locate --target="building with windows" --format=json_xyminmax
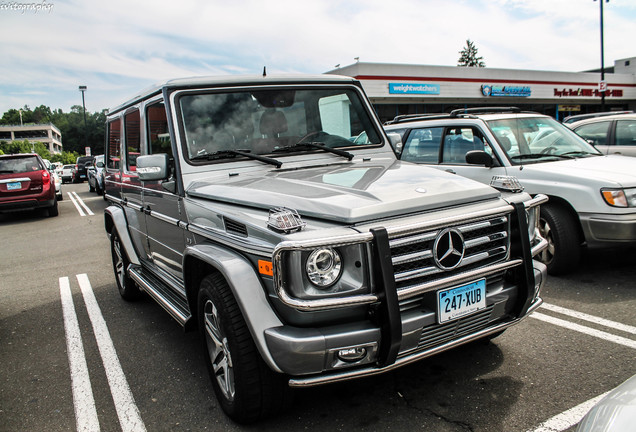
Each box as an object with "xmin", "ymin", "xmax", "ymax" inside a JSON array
[
  {"xmin": 0, "ymin": 123, "xmax": 63, "ymax": 154},
  {"xmin": 327, "ymin": 57, "xmax": 636, "ymax": 123}
]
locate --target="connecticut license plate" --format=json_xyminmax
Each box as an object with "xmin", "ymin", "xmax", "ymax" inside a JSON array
[
  {"xmin": 7, "ymin": 182, "xmax": 21, "ymax": 190},
  {"xmin": 437, "ymin": 279, "xmax": 486, "ymax": 324}
]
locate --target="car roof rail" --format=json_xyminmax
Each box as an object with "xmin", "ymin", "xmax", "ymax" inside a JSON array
[
  {"xmin": 384, "ymin": 113, "xmax": 451, "ymax": 125},
  {"xmin": 562, "ymin": 110, "xmax": 634, "ymax": 124},
  {"xmin": 449, "ymin": 107, "xmax": 523, "ymax": 117}
]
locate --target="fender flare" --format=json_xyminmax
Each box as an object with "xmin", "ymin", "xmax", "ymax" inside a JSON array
[
  {"xmin": 184, "ymin": 244, "xmax": 284, "ymax": 373},
  {"xmin": 104, "ymin": 205, "xmax": 141, "ymax": 265}
]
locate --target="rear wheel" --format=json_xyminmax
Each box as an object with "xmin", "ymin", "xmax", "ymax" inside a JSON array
[
  {"xmin": 538, "ymin": 204, "xmax": 581, "ymax": 275},
  {"xmin": 198, "ymin": 273, "xmax": 291, "ymax": 424},
  {"xmin": 47, "ymin": 199, "xmax": 59, "ymax": 217},
  {"xmin": 110, "ymin": 228, "xmax": 141, "ymax": 300}
]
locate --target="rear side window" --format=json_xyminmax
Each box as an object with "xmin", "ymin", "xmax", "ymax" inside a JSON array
[
  {"xmin": 573, "ymin": 121, "xmax": 610, "ymax": 146},
  {"xmin": 107, "ymin": 118, "xmax": 122, "ymax": 169},
  {"xmin": 125, "ymin": 110, "xmax": 141, "ymax": 171},
  {"xmin": 401, "ymin": 127, "xmax": 443, "ymax": 163},
  {"xmin": 615, "ymin": 120, "xmax": 636, "ymax": 147}
]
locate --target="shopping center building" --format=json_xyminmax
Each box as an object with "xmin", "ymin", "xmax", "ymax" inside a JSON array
[{"xmin": 327, "ymin": 57, "xmax": 636, "ymax": 123}]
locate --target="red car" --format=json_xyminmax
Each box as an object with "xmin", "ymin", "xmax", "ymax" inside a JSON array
[{"xmin": 0, "ymin": 153, "xmax": 59, "ymax": 217}]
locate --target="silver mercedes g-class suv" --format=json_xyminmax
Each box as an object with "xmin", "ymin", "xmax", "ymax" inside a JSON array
[{"xmin": 103, "ymin": 74, "xmax": 547, "ymax": 423}]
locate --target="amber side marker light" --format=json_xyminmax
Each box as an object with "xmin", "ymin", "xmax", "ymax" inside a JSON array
[{"xmin": 258, "ymin": 260, "xmax": 274, "ymax": 276}]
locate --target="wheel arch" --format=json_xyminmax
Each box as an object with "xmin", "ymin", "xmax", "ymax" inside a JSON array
[
  {"xmin": 104, "ymin": 205, "xmax": 141, "ymax": 265},
  {"xmin": 183, "ymin": 244, "xmax": 284, "ymax": 373}
]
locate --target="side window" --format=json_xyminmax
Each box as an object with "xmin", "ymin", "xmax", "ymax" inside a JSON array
[
  {"xmin": 125, "ymin": 110, "xmax": 141, "ymax": 171},
  {"xmin": 574, "ymin": 121, "xmax": 610, "ymax": 146},
  {"xmin": 615, "ymin": 120, "xmax": 636, "ymax": 147},
  {"xmin": 147, "ymin": 102, "xmax": 172, "ymax": 158},
  {"xmin": 441, "ymin": 127, "xmax": 484, "ymax": 164},
  {"xmin": 401, "ymin": 127, "xmax": 443, "ymax": 163},
  {"xmin": 106, "ymin": 118, "xmax": 122, "ymax": 169}
]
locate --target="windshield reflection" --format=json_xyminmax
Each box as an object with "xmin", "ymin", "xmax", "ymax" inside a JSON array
[{"xmin": 487, "ymin": 117, "xmax": 601, "ymax": 164}]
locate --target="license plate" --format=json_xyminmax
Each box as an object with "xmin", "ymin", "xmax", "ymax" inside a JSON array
[
  {"xmin": 437, "ymin": 279, "xmax": 486, "ymax": 323},
  {"xmin": 7, "ymin": 182, "xmax": 21, "ymax": 190}
]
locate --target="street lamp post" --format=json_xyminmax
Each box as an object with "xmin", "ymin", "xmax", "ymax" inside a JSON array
[
  {"xmin": 79, "ymin": 85, "xmax": 88, "ymax": 155},
  {"xmin": 595, "ymin": 0, "xmax": 609, "ymax": 111}
]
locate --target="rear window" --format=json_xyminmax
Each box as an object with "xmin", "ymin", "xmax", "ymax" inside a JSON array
[{"xmin": 0, "ymin": 156, "xmax": 42, "ymax": 174}]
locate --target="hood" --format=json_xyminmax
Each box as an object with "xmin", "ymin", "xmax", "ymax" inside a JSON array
[
  {"xmin": 518, "ymin": 155, "xmax": 636, "ymax": 187},
  {"xmin": 186, "ymin": 159, "xmax": 499, "ymax": 224}
]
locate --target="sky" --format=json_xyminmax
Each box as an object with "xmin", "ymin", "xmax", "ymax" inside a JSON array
[{"xmin": 1, "ymin": 0, "xmax": 635, "ymax": 116}]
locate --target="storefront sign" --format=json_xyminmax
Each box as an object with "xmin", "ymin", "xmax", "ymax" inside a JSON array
[
  {"xmin": 558, "ymin": 105, "xmax": 581, "ymax": 112},
  {"xmin": 389, "ymin": 83, "xmax": 440, "ymax": 95},
  {"xmin": 553, "ymin": 88, "xmax": 623, "ymax": 97},
  {"xmin": 481, "ymin": 84, "xmax": 531, "ymax": 97}
]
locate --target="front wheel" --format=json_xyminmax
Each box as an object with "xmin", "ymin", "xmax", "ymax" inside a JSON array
[
  {"xmin": 110, "ymin": 228, "xmax": 141, "ymax": 300},
  {"xmin": 197, "ymin": 273, "xmax": 291, "ymax": 424},
  {"xmin": 538, "ymin": 204, "xmax": 581, "ymax": 275}
]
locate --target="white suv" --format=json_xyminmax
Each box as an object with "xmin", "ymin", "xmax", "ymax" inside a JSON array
[{"xmin": 385, "ymin": 107, "xmax": 636, "ymax": 275}]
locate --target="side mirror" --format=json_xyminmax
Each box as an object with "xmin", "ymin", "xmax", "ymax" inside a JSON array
[
  {"xmin": 466, "ymin": 150, "xmax": 494, "ymax": 167},
  {"xmin": 136, "ymin": 154, "xmax": 169, "ymax": 181},
  {"xmin": 387, "ymin": 133, "xmax": 403, "ymax": 155}
]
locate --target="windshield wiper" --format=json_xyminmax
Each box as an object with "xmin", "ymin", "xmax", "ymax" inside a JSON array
[
  {"xmin": 560, "ymin": 151, "xmax": 598, "ymax": 157},
  {"xmin": 273, "ymin": 142, "xmax": 354, "ymax": 161},
  {"xmin": 511, "ymin": 153, "xmax": 574, "ymax": 161},
  {"xmin": 191, "ymin": 149, "xmax": 282, "ymax": 168}
]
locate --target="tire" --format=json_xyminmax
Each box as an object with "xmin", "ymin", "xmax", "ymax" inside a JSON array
[
  {"xmin": 110, "ymin": 228, "xmax": 141, "ymax": 300},
  {"xmin": 198, "ymin": 273, "xmax": 291, "ymax": 424},
  {"xmin": 48, "ymin": 199, "xmax": 59, "ymax": 217},
  {"xmin": 538, "ymin": 204, "xmax": 581, "ymax": 275}
]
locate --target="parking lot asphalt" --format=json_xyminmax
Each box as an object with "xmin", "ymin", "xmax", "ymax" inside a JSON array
[{"xmin": 1, "ymin": 182, "xmax": 634, "ymax": 431}]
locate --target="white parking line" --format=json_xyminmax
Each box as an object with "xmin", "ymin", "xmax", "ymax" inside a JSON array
[
  {"xmin": 59, "ymin": 276, "xmax": 100, "ymax": 432},
  {"xmin": 68, "ymin": 191, "xmax": 94, "ymax": 216},
  {"xmin": 76, "ymin": 273, "xmax": 146, "ymax": 432},
  {"xmin": 541, "ymin": 303, "xmax": 636, "ymax": 335},
  {"xmin": 532, "ymin": 312, "xmax": 636, "ymax": 349},
  {"xmin": 527, "ymin": 391, "xmax": 609, "ymax": 432}
]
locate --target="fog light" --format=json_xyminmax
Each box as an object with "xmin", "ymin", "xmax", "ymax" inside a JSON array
[{"xmin": 337, "ymin": 347, "xmax": 367, "ymax": 362}]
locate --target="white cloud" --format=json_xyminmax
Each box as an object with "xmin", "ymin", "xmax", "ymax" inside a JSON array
[{"xmin": 0, "ymin": 0, "xmax": 634, "ymax": 114}]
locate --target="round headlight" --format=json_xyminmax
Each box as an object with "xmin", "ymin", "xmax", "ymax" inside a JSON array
[{"xmin": 305, "ymin": 248, "xmax": 342, "ymax": 288}]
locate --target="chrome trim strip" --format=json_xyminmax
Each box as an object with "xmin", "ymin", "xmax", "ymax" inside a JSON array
[
  {"xmin": 397, "ymin": 258, "xmax": 523, "ymax": 300},
  {"xmin": 188, "ymin": 222, "xmax": 274, "ymax": 256},
  {"xmin": 287, "ymin": 296, "xmax": 543, "ymax": 388},
  {"xmin": 148, "ymin": 210, "xmax": 180, "ymax": 226},
  {"xmin": 0, "ymin": 177, "xmax": 31, "ymax": 183},
  {"xmin": 126, "ymin": 202, "xmax": 143, "ymax": 212}
]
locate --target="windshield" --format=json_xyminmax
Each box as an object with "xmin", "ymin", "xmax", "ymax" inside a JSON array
[
  {"xmin": 487, "ymin": 116, "xmax": 601, "ymax": 165},
  {"xmin": 177, "ymin": 86, "xmax": 382, "ymax": 162}
]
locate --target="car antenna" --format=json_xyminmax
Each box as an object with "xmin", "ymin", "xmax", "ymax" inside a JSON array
[{"xmin": 263, "ymin": 66, "xmax": 267, "ymax": 77}]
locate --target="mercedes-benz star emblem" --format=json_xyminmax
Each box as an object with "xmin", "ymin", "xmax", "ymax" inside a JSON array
[{"xmin": 433, "ymin": 228, "xmax": 465, "ymax": 270}]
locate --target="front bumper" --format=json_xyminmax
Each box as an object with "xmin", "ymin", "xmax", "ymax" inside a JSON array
[
  {"xmin": 579, "ymin": 212, "xmax": 636, "ymax": 245},
  {"xmin": 265, "ymin": 261, "xmax": 546, "ymax": 387}
]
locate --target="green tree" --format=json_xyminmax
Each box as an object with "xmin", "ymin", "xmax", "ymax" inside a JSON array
[{"xmin": 457, "ymin": 39, "xmax": 486, "ymax": 67}]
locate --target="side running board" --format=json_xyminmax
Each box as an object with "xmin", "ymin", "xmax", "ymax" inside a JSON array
[{"xmin": 128, "ymin": 266, "xmax": 191, "ymax": 327}]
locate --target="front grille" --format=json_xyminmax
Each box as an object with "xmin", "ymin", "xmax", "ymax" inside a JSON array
[{"xmin": 390, "ymin": 214, "xmax": 510, "ymax": 292}]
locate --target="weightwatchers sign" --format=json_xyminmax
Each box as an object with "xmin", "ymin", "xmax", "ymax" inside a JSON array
[{"xmin": 389, "ymin": 83, "xmax": 441, "ymax": 95}]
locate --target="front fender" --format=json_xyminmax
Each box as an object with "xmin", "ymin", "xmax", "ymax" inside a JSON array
[
  {"xmin": 104, "ymin": 205, "xmax": 140, "ymax": 265},
  {"xmin": 184, "ymin": 244, "xmax": 284, "ymax": 373}
]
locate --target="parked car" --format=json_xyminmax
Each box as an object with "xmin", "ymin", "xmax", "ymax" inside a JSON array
[
  {"xmin": 60, "ymin": 164, "xmax": 75, "ymax": 183},
  {"xmin": 562, "ymin": 110, "xmax": 633, "ymax": 124},
  {"xmin": 567, "ymin": 112, "xmax": 636, "ymax": 157},
  {"xmin": 87, "ymin": 154, "xmax": 105, "ymax": 194},
  {"xmin": 73, "ymin": 155, "xmax": 94, "ymax": 183},
  {"xmin": 104, "ymin": 76, "xmax": 547, "ymax": 423},
  {"xmin": 384, "ymin": 107, "xmax": 636, "ymax": 275},
  {"xmin": 43, "ymin": 159, "xmax": 63, "ymax": 201},
  {"xmin": 576, "ymin": 373, "xmax": 636, "ymax": 431},
  {"xmin": 0, "ymin": 153, "xmax": 58, "ymax": 217}
]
